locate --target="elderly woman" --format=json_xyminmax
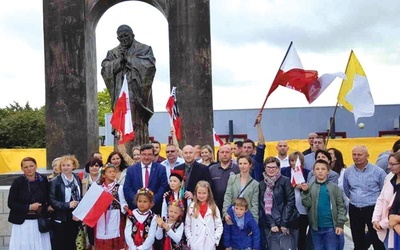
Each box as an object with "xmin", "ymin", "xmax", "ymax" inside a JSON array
[
  {"xmin": 374, "ymin": 151, "xmax": 400, "ymax": 249},
  {"xmin": 8, "ymin": 157, "xmax": 51, "ymax": 249},
  {"xmin": 259, "ymin": 156, "xmax": 299, "ymax": 250},
  {"xmin": 49, "ymin": 155, "xmax": 82, "ymax": 250},
  {"xmin": 223, "ymin": 155, "xmax": 259, "ymax": 223}
]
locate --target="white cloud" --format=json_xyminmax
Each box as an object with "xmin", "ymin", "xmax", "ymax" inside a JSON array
[{"xmin": 0, "ymin": 0, "xmax": 398, "ymax": 111}]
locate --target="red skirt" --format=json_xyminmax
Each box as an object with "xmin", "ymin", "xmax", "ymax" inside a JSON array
[{"xmin": 95, "ymin": 213, "xmax": 126, "ymax": 250}]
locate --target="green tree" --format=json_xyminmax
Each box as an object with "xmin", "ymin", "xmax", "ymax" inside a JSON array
[
  {"xmin": 0, "ymin": 102, "xmax": 46, "ymax": 148},
  {"xmin": 98, "ymin": 88, "xmax": 112, "ymax": 126}
]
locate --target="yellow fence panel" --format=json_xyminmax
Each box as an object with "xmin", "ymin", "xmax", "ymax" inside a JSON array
[{"xmin": 0, "ymin": 137, "xmax": 398, "ymax": 174}]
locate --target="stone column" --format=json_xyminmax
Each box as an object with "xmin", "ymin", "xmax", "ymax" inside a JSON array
[
  {"xmin": 43, "ymin": 0, "xmax": 98, "ymax": 168},
  {"xmin": 43, "ymin": 0, "xmax": 214, "ymax": 167},
  {"xmin": 167, "ymin": 0, "xmax": 214, "ymax": 147}
]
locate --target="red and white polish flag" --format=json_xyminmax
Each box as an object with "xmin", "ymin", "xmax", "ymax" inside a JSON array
[
  {"xmin": 291, "ymin": 156, "xmax": 305, "ymax": 186},
  {"xmin": 266, "ymin": 42, "xmax": 345, "ymax": 104},
  {"xmin": 110, "ymin": 75, "xmax": 134, "ymax": 144},
  {"xmin": 166, "ymin": 86, "xmax": 182, "ymax": 141},
  {"xmin": 72, "ymin": 183, "xmax": 114, "ymax": 227},
  {"xmin": 213, "ymin": 128, "xmax": 224, "ymax": 146}
]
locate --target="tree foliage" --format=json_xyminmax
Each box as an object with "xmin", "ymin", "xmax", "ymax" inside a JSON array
[
  {"xmin": 0, "ymin": 102, "xmax": 46, "ymax": 148},
  {"xmin": 98, "ymin": 88, "xmax": 112, "ymax": 126},
  {"xmin": 0, "ymin": 90, "xmax": 112, "ymax": 148}
]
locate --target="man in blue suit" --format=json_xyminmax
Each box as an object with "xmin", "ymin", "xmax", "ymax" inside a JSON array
[{"xmin": 123, "ymin": 144, "xmax": 168, "ymax": 214}]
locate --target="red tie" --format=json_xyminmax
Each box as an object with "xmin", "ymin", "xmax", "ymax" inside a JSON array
[{"xmin": 144, "ymin": 165, "xmax": 149, "ymax": 188}]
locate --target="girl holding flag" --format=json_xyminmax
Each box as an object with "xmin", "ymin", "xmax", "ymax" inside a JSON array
[{"xmin": 95, "ymin": 163, "xmax": 128, "ymax": 250}]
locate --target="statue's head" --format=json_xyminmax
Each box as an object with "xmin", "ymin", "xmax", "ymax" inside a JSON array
[{"xmin": 117, "ymin": 25, "xmax": 135, "ymax": 49}]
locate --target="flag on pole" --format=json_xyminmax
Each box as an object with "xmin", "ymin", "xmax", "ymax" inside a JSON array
[
  {"xmin": 166, "ymin": 86, "xmax": 182, "ymax": 140},
  {"xmin": 337, "ymin": 51, "xmax": 374, "ymax": 123},
  {"xmin": 213, "ymin": 128, "xmax": 224, "ymax": 146},
  {"xmin": 266, "ymin": 42, "xmax": 345, "ymax": 104},
  {"xmin": 110, "ymin": 75, "xmax": 134, "ymax": 144},
  {"xmin": 291, "ymin": 156, "xmax": 305, "ymax": 186},
  {"xmin": 72, "ymin": 183, "xmax": 114, "ymax": 227}
]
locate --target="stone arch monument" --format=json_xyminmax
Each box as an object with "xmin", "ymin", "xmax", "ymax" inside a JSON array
[{"xmin": 43, "ymin": 0, "xmax": 214, "ymax": 168}]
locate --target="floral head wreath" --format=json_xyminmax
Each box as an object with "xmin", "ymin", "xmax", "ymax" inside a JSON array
[
  {"xmin": 100, "ymin": 163, "xmax": 115, "ymax": 175},
  {"xmin": 137, "ymin": 187, "xmax": 154, "ymax": 198},
  {"xmin": 168, "ymin": 199, "xmax": 185, "ymax": 212}
]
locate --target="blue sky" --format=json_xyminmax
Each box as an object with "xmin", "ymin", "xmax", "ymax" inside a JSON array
[{"xmin": 1, "ymin": 0, "xmax": 399, "ymax": 111}]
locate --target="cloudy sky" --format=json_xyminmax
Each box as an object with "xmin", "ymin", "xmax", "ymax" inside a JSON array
[{"xmin": 0, "ymin": 0, "xmax": 399, "ymax": 111}]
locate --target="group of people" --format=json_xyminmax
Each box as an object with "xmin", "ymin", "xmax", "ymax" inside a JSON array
[{"xmin": 7, "ymin": 114, "xmax": 400, "ymax": 250}]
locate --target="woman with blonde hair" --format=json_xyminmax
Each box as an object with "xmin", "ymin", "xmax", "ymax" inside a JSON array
[
  {"xmin": 49, "ymin": 155, "xmax": 82, "ymax": 250},
  {"xmin": 201, "ymin": 145, "xmax": 215, "ymax": 167}
]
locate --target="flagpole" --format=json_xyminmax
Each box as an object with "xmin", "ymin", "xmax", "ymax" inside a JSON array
[
  {"xmin": 327, "ymin": 50, "xmax": 353, "ymax": 146},
  {"xmin": 326, "ymin": 101, "xmax": 339, "ymax": 146},
  {"xmin": 254, "ymin": 41, "xmax": 294, "ymax": 126}
]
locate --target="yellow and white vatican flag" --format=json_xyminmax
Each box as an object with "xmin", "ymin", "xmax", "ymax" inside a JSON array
[{"xmin": 337, "ymin": 51, "xmax": 374, "ymax": 123}]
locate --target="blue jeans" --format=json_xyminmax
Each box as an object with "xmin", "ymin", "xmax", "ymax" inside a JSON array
[
  {"xmin": 312, "ymin": 227, "xmax": 339, "ymax": 250},
  {"xmin": 338, "ymin": 232, "xmax": 345, "ymax": 250}
]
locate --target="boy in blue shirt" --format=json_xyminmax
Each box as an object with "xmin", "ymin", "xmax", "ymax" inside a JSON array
[{"xmin": 224, "ymin": 198, "xmax": 260, "ymax": 250}]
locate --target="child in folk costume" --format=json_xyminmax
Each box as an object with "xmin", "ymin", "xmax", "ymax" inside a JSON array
[
  {"xmin": 125, "ymin": 188, "xmax": 158, "ymax": 250},
  {"xmin": 185, "ymin": 180, "xmax": 223, "ymax": 250},
  {"xmin": 95, "ymin": 164, "xmax": 128, "ymax": 250},
  {"xmin": 156, "ymin": 200, "xmax": 185, "ymax": 249},
  {"xmin": 162, "ymin": 170, "xmax": 189, "ymax": 219}
]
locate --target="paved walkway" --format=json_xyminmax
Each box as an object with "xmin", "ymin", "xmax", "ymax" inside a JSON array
[
  {"xmin": 343, "ymin": 225, "xmax": 373, "ymax": 250},
  {"xmin": 344, "ymin": 225, "xmax": 355, "ymax": 249}
]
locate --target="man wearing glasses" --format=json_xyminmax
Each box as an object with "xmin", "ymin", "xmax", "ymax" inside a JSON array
[
  {"xmin": 160, "ymin": 144, "xmax": 184, "ymax": 180},
  {"xmin": 123, "ymin": 144, "xmax": 168, "ymax": 214}
]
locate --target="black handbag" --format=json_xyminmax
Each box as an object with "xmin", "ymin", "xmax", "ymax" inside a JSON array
[{"xmin": 37, "ymin": 215, "xmax": 51, "ymax": 233}]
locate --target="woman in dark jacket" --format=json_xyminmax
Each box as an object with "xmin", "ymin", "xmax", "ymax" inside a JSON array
[
  {"xmin": 49, "ymin": 155, "xmax": 82, "ymax": 250},
  {"xmin": 8, "ymin": 157, "xmax": 51, "ymax": 249},
  {"xmin": 259, "ymin": 156, "xmax": 299, "ymax": 250}
]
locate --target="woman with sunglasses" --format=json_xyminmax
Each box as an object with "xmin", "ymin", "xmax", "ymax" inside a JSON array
[{"xmin": 81, "ymin": 157, "xmax": 103, "ymax": 249}]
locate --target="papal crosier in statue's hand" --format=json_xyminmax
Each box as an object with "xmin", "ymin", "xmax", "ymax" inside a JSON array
[{"xmin": 101, "ymin": 24, "xmax": 156, "ymax": 146}]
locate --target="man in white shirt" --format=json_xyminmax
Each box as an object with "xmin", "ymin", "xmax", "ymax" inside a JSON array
[
  {"xmin": 160, "ymin": 144, "xmax": 184, "ymax": 180},
  {"xmin": 275, "ymin": 140, "xmax": 289, "ymax": 168}
]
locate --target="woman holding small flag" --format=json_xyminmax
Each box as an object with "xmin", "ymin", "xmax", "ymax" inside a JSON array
[
  {"xmin": 82, "ymin": 157, "xmax": 103, "ymax": 249},
  {"xmin": 281, "ymin": 151, "xmax": 310, "ymax": 250}
]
